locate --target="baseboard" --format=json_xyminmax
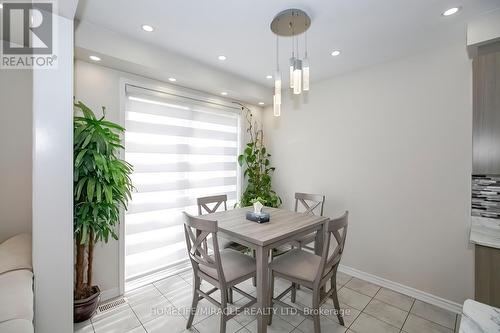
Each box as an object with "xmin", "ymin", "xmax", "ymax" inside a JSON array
[
  {"xmin": 99, "ymin": 287, "xmax": 120, "ymax": 302},
  {"xmin": 338, "ymin": 265, "xmax": 462, "ymax": 314}
]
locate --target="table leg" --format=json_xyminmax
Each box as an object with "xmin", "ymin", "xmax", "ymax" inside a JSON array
[{"xmin": 256, "ymin": 246, "xmax": 269, "ymax": 333}]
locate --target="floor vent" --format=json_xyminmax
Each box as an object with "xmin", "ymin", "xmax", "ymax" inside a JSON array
[{"xmin": 97, "ymin": 298, "xmax": 127, "ymax": 313}]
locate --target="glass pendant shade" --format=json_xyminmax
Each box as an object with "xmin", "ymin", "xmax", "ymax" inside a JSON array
[
  {"xmin": 274, "ymin": 71, "xmax": 282, "ymax": 99},
  {"xmin": 289, "ymin": 57, "xmax": 295, "ymax": 88},
  {"xmin": 293, "ymin": 59, "xmax": 302, "ymax": 95},
  {"xmin": 273, "ymin": 95, "xmax": 281, "ymax": 117},
  {"xmin": 302, "ymin": 58, "xmax": 310, "ymax": 91}
]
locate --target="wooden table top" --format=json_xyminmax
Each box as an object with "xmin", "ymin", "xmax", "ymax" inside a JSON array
[{"xmin": 205, "ymin": 207, "xmax": 328, "ymax": 247}]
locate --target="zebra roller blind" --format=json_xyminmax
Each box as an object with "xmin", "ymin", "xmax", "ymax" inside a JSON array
[{"xmin": 124, "ymin": 84, "xmax": 240, "ymax": 282}]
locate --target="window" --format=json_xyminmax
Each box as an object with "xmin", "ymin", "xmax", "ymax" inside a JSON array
[{"xmin": 123, "ymin": 84, "xmax": 240, "ymax": 288}]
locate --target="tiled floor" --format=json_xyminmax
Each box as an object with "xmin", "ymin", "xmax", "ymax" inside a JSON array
[{"xmin": 75, "ymin": 270, "xmax": 461, "ymax": 333}]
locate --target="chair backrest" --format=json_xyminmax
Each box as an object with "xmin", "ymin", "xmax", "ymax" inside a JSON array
[
  {"xmin": 294, "ymin": 192, "xmax": 325, "ymax": 216},
  {"xmin": 197, "ymin": 194, "xmax": 228, "ymax": 215},
  {"xmin": 316, "ymin": 211, "xmax": 348, "ymax": 284},
  {"xmin": 183, "ymin": 212, "xmax": 226, "ymax": 282}
]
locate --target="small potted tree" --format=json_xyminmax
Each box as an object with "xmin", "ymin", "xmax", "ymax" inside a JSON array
[{"xmin": 73, "ymin": 101, "xmax": 134, "ymax": 322}]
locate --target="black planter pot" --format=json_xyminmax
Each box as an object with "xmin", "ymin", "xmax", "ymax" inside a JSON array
[{"xmin": 74, "ymin": 286, "xmax": 101, "ymax": 323}]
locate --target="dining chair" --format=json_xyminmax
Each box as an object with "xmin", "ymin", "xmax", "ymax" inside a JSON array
[
  {"xmin": 292, "ymin": 192, "xmax": 326, "ymax": 251},
  {"xmin": 197, "ymin": 195, "xmax": 232, "ymax": 249},
  {"xmin": 183, "ymin": 212, "xmax": 257, "ymax": 333},
  {"xmin": 268, "ymin": 211, "xmax": 349, "ymax": 332},
  {"xmin": 197, "ymin": 194, "xmax": 236, "ymax": 302}
]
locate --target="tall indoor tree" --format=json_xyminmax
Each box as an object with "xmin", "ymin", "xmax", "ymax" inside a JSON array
[{"xmin": 73, "ymin": 101, "xmax": 133, "ymax": 320}]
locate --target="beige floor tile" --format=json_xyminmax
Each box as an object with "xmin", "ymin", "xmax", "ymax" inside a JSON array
[
  {"xmin": 273, "ymin": 278, "xmax": 292, "ymax": 297},
  {"xmin": 350, "ymin": 313, "xmax": 399, "ymax": 333},
  {"xmin": 374, "ymin": 287, "xmax": 414, "ymax": 311},
  {"xmin": 126, "ymin": 284, "xmax": 163, "ymax": 306},
  {"xmin": 165, "ymin": 287, "xmax": 194, "ymax": 312},
  {"xmin": 363, "ymin": 298, "xmax": 408, "ymax": 328},
  {"xmin": 74, "ymin": 322, "xmax": 95, "ymax": 333},
  {"xmin": 320, "ymin": 300, "xmax": 361, "ymax": 326},
  {"xmin": 402, "ymin": 314, "xmax": 453, "ymax": 333},
  {"xmin": 126, "ymin": 326, "xmax": 147, "ymax": 333},
  {"xmin": 290, "ymin": 288, "xmax": 313, "ymax": 308},
  {"xmin": 338, "ymin": 287, "xmax": 372, "ymax": 311},
  {"xmin": 411, "ymin": 300, "xmax": 456, "ymax": 329},
  {"xmin": 337, "ymin": 272, "xmax": 353, "ymax": 286},
  {"xmin": 296, "ymin": 315, "xmax": 347, "ymax": 333},
  {"xmin": 194, "ymin": 314, "xmax": 243, "ymax": 333},
  {"xmin": 230, "ymin": 305, "xmax": 257, "ymax": 327},
  {"xmin": 189, "ymin": 299, "xmax": 220, "ymax": 325},
  {"xmin": 143, "ymin": 313, "xmax": 198, "ymax": 333},
  {"xmin": 92, "ymin": 305, "xmax": 142, "ymax": 333},
  {"xmin": 130, "ymin": 294, "xmax": 173, "ymax": 324},
  {"xmin": 344, "ymin": 278, "xmax": 381, "ymax": 297},
  {"xmin": 274, "ymin": 303, "xmax": 306, "ymax": 327},
  {"xmin": 246, "ymin": 315, "xmax": 295, "ymax": 333},
  {"xmin": 340, "ymin": 302, "xmax": 361, "ymax": 326},
  {"xmin": 154, "ymin": 275, "xmax": 191, "ymax": 297}
]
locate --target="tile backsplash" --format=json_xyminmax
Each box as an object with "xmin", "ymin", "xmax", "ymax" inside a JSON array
[{"xmin": 472, "ymin": 175, "xmax": 500, "ymax": 219}]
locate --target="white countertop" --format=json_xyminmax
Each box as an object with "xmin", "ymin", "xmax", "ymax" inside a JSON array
[
  {"xmin": 459, "ymin": 299, "xmax": 500, "ymax": 333},
  {"xmin": 470, "ymin": 216, "xmax": 500, "ymax": 250}
]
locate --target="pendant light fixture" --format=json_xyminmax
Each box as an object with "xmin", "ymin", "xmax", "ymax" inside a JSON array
[
  {"xmin": 302, "ymin": 31, "xmax": 310, "ymax": 91},
  {"xmin": 271, "ymin": 9, "xmax": 311, "ymax": 116},
  {"xmin": 274, "ymin": 36, "xmax": 282, "ymax": 117}
]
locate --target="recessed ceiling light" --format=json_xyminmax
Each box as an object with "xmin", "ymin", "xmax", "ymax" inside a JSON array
[
  {"xmin": 266, "ymin": 75, "xmax": 273, "ymax": 79},
  {"xmin": 442, "ymin": 7, "xmax": 461, "ymax": 16},
  {"xmin": 141, "ymin": 24, "xmax": 154, "ymax": 32},
  {"xmin": 89, "ymin": 55, "xmax": 101, "ymax": 62},
  {"xmin": 168, "ymin": 77, "xmax": 177, "ymax": 82},
  {"xmin": 218, "ymin": 55, "xmax": 227, "ymax": 61},
  {"xmin": 220, "ymin": 92, "xmax": 228, "ymax": 96},
  {"xmin": 331, "ymin": 50, "xmax": 341, "ymax": 57},
  {"xmin": 258, "ymin": 102, "xmax": 265, "ymax": 105}
]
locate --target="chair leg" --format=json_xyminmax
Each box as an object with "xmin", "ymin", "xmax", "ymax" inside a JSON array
[
  {"xmin": 252, "ymin": 250, "xmax": 257, "ymax": 287},
  {"xmin": 220, "ymin": 287, "xmax": 228, "ymax": 333},
  {"xmin": 227, "ymin": 288, "xmax": 233, "ymax": 304},
  {"xmin": 186, "ymin": 274, "xmax": 200, "ymax": 329},
  {"xmin": 291, "ymin": 282, "xmax": 297, "ymax": 303},
  {"xmin": 330, "ymin": 276, "xmax": 344, "ymax": 326},
  {"xmin": 296, "ymin": 243, "xmax": 302, "ymax": 290},
  {"xmin": 312, "ymin": 288, "xmax": 321, "ymax": 333},
  {"xmin": 268, "ymin": 272, "xmax": 274, "ymax": 325}
]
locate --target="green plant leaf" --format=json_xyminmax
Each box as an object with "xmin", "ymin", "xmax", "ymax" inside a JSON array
[{"xmin": 87, "ymin": 178, "xmax": 96, "ymax": 201}]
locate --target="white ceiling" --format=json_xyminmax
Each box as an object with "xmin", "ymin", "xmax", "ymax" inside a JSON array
[{"xmin": 76, "ymin": 0, "xmax": 500, "ymax": 88}]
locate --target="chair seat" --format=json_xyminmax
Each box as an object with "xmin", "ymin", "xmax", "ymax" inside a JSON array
[
  {"xmin": 269, "ymin": 249, "xmax": 321, "ymax": 283},
  {"xmin": 295, "ymin": 233, "xmax": 316, "ymax": 246},
  {"xmin": 200, "ymin": 249, "xmax": 256, "ymax": 283}
]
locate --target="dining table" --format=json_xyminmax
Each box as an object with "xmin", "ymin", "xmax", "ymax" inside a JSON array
[{"xmin": 204, "ymin": 206, "xmax": 329, "ymax": 333}]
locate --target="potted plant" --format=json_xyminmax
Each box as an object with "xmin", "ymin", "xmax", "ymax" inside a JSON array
[
  {"xmin": 236, "ymin": 104, "xmax": 281, "ymax": 208},
  {"xmin": 73, "ymin": 101, "xmax": 134, "ymax": 322}
]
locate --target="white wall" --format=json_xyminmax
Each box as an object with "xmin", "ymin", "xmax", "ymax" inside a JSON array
[
  {"xmin": 32, "ymin": 15, "xmax": 74, "ymax": 332},
  {"xmin": 0, "ymin": 69, "xmax": 32, "ymax": 243},
  {"xmin": 263, "ymin": 42, "xmax": 474, "ymax": 305},
  {"xmin": 74, "ymin": 60, "xmax": 262, "ymax": 298}
]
